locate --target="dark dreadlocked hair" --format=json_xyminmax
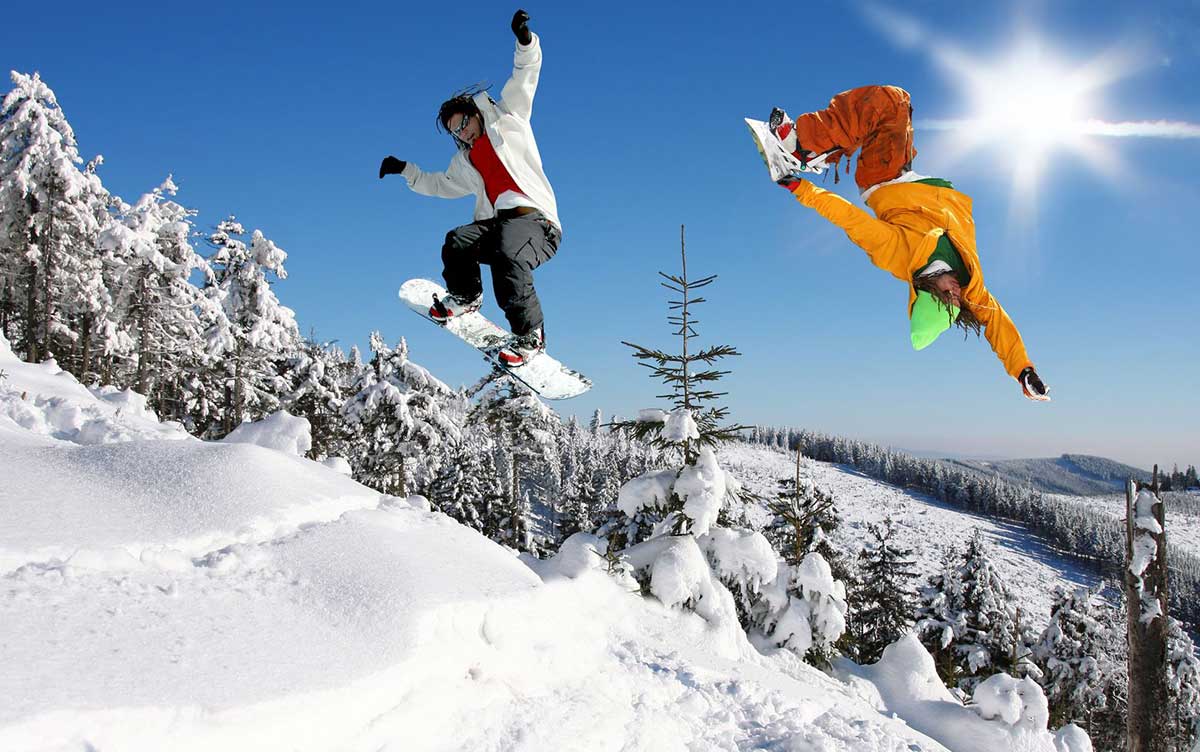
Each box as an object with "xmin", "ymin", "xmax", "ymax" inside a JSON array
[
  {"xmin": 914, "ymin": 273, "xmax": 984, "ymax": 338},
  {"xmin": 435, "ymin": 84, "xmax": 490, "ymax": 149}
]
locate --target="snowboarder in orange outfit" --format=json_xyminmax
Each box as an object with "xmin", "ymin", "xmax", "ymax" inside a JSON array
[{"xmin": 765, "ymin": 85, "xmax": 1050, "ymax": 401}]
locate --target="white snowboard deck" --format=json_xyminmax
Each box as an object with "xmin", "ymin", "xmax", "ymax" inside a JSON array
[{"xmin": 398, "ymin": 279, "xmax": 591, "ymax": 400}]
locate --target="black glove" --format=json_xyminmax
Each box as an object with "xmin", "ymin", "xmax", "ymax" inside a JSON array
[
  {"xmin": 1019, "ymin": 367, "xmax": 1050, "ymax": 401},
  {"xmin": 379, "ymin": 156, "xmax": 406, "ymax": 179},
  {"xmin": 511, "ymin": 9, "xmax": 532, "ymax": 45}
]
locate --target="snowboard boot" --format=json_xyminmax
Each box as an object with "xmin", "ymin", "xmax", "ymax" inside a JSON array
[
  {"xmin": 429, "ymin": 291, "xmax": 483, "ymax": 323},
  {"xmin": 498, "ymin": 325, "xmax": 545, "ymax": 368},
  {"xmin": 768, "ymin": 106, "xmax": 835, "ymax": 178}
]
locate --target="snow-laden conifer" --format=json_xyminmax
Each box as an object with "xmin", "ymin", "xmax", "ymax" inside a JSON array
[
  {"xmin": 280, "ymin": 339, "xmax": 357, "ymax": 460},
  {"xmin": 342, "ymin": 333, "xmax": 462, "ymax": 496},
  {"xmin": 601, "ymin": 228, "xmax": 846, "ymax": 663},
  {"xmin": 471, "ymin": 373, "xmax": 561, "ymax": 552},
  {"xmin": 846, "ymin": 518, "xmax": 918, "ymax": 664},
  {"xmin": 1165, "ymin": 615, "xmax": 1200, "ymax": 750},
  {"xmin": 429, "ymin": 429, "xmax": 502, "ymax": 534},
  {"xmin": 1030, "ymin": 584, "xmax": 1132, "ymax": 751},
  {"xmin": 765, "ymin": 448, "xmax": 850, "ymax": 581},
  {"xmin": 558, "ymin": 417, "xmax": 604, "ymax": 542},
  {"xmin": 99, "ymin": 176, "xmax": 207, "ymax": 415},
  {"xmin": 1032, "ymin": 586, "xmax": 1125, "ymax": 735},
  {"xmin": 0, "ymin": 72, "xmax": 114, "ymax": 373},
  {"xmin": 198, "ymin": 218, "xmax": 299, "ymax": 435},
  {"xmin": 916, "ymin": 531, "xmax": 1036, "ymax": 693}
]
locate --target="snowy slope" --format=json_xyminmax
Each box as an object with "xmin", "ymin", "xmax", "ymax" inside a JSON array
[
  {"xmin": 1047, "ymin": 491, "xmax": 1200, "ymax": 562},
  {"xmin": 1, "ymin": 333, "xmax": 1087, "ymax": 752},
  {"xmin": 721, "ymin": 443, "xmax": 1102, "ymax": 633},
  {"xmin": 0, "ymin": 337, "xmax": 956, "ymax": 752}
]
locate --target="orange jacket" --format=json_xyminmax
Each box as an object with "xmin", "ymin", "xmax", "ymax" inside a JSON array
[{"xmin": 786, "ymin": 179, "xmax": 1033, "ymax": 379}]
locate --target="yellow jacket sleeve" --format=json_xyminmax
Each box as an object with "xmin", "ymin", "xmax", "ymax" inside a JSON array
[
  {"xmin": 972, "ymin": 288, "xmax": 1034, "ymax": 379},
  {"xmin": 787, "ymin": 180, "xmax": 915, "ymax": 281}
]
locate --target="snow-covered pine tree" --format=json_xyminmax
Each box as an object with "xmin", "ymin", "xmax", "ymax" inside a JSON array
[
  {"xmin": 603, "ymin": 226, "xmax": 743, "ymax": 541},
  {"xmin": 1032, "ymin": 584, "xmax": 1129, "ymax": 750},
  {"xmin": 198, "ymin": 218, "xmax": 300, "ymax": 435},
  {"xmin": 0, "ymin": 72, "xmax": 113, "ymax": 373},
  {"xmin": 916, "ymin": 531, "xmax": 1036, "ymax": 694},
  {"xmin": 555, "ymin": 416, "xmax": 584, "ymax": 541},
  {"xmin": 915, "ymin": 545, "xmax": 967, "ymax": 690},
  {"xmin": 765, "ymin": 447, "xmax": 850, "ymax": 581},
  {"xmin": 600, "ymin": 227, "xmax": 845, "ymax": 662},
  {"xmin": 847, "ymin": 518, "xmax": 918, "ymax": 664},
  {"xmin": 281, "ymin": 338, "xmax": 355, "ymax": 460},
  {"xmin": 429, "ymin": 430, "xmax": 496, "ymax": 533},
  {"xmin": 342, "ymin": 333, "xmax": 463, "ymax": 496},
  {"xmin": 1032, "ymin": 586, "xmax": 1123, "ymax": 732},
  {"xmin": 99, "ymin": 176, "xmax": 207, "ymax": 415},
  {"xmin": 1164, "ymin": 615, "xmax": 1200, "ymax": 750},
  {"xmin": 471, "ymin": 373, "xmax": 560, "ymax": 552}
]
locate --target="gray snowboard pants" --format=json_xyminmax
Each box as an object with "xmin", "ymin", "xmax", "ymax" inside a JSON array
[{"xmin": 441, "ymin": 209, "xmax": 560, "ymax": 336}]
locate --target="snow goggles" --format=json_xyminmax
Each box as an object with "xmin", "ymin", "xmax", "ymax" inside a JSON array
[{"xmin": 449, "ymin": 114, "xmax": 473, "ymax": 137}]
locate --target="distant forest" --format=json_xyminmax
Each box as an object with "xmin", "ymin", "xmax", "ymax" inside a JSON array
[{"xmin": 748, "ymin": 427, "xmax": 1200, "ymax": 631}]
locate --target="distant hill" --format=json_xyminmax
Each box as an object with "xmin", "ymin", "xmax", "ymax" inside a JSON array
[{"xmin": 943, "ymin": 454, "xmax": 1153, "ymax": 496}]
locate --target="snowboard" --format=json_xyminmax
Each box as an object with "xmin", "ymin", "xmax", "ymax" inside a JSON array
[
  {"xmin": 744, "ymin": 117, "xmax": 832, "ymax": 182},
  {"xmin": 398, "ymin": 279, "xmax": 592, "ymax": 400}
]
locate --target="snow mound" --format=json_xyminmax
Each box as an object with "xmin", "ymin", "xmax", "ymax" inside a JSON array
[
  {"xmin": 838, "ymin": 634, "xmax": 1072, "ymax": 752},
  {"xmin": 0, "ymin": 338, "xmax": 380, "ymax": 574},
  {"xmin": 222, "ymin": 410, "xmax": 312, "ymax": 457},
  {"xmin": 0, "ymin": 438, "xmax": 382, "ymax": 574},
  {"xmin": 973, "ymin": 673, "xmax": 1049, "ymax": 729},
  {"xmin": 0, "ymin": 504, "xmax": 542, "ymax": 746},
  {"xmin": 0, "ymin": 338, "xmax": 188, "ymax": 445},
  {"xmin": 1053, "ymin": 724, "xmax": 1094, "ymax": 752},
  {"xmin": 322, "ymin": 456, "xmax": 352, "ymax": 475},
  {"xmin": 675, "ymin": 446, "xmax": 727, "ymax": 536}
]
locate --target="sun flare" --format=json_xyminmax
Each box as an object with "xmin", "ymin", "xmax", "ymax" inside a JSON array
[
  {"xmin": 918, "ymin": 35, "xmax": 1141, "ymax": 204},
  {"xmin": 960, "ymin": 43, "xmax": 1094, "ymax": 154}
]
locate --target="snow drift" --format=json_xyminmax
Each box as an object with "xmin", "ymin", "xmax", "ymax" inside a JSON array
[{"xmin": 0, "ymin": 333, "xmax": 1079, "ymax": 750}]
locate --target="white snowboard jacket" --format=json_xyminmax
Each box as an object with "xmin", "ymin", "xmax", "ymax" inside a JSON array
[{"xmin": 400, "ymin": 33, "xmax": 562, "ymax": 232}]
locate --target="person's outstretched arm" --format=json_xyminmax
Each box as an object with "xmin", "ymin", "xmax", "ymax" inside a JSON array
[
  {"xmin": 379, "ymin": 155, "xmax": 473, "ymax": 199},
  {"xmin": 971, "ymin": 287, "xmax": 1049, "ymax": 399},
  {"xmin": 498, "ymin": 9, "xmax": 541, "ymax": 120},
  {"xmin": 779, "ymin": 177, "xmax": 916, "ymax": 282},
  {"xmin": 400, "ymin": 160, "xmax": 474, "ymax": 199}
]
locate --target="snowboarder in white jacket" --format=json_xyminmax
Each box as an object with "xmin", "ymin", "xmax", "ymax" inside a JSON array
[{"xmin": 379, "ymin": 9, "xmax": 561, "ymax": 367}]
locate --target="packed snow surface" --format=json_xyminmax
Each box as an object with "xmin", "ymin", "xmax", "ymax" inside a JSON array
[{"xmin": 1, "ymin": 335, "xmax": 1082, "ymax": 750}]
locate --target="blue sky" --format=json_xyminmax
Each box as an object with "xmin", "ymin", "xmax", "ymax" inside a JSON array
[{"xmin": 6, "ymin": 0, "xmax": 1198, "ymax": 469}]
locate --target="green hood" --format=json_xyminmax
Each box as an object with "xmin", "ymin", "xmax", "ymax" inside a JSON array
[{"xmin": 910, "ymin": 290, "xmax": 960, "ymax": 350}]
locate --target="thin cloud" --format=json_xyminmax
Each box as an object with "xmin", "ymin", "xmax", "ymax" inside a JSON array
[
  {"xmin": 917, "ymin": 118, "xmax": 1200, "ymax": 139},
  {"xmin": 1079, "ymin": 119, "xmax": 1200, "ymax": 138}
]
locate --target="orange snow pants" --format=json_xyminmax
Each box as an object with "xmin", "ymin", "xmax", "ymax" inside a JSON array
[{"xmin": 793, "ymin": 85, "xmax": 916, "ymax": 192}]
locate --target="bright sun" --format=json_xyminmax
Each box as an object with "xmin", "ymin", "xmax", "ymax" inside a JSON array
[{"xmin": 924, "ymin": 37, "xmax": 1135, "ymax": 201}]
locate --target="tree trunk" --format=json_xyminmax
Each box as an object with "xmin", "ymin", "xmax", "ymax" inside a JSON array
[
  {"xmin": 40, "ymin": 234, "xmax": 54, "ymax": 364},
  {"xmin": 1126, "ymin": 469, "xmax": 1170, "ymax": 752},
  {"xmin": 1, "ymin": 277, "xmax": 12, "ymax": 341},
  {"xmin": 136, "ymin": 269, "xmax": 151, "ymax": 394},
  {"xmin": 397, "ymin": 453, "xmax": 407, "ymax": 497},
  {"xmin": 232, "ymin": 344, "xmax": 244, "ymax": 431},
  {"xmin": 79, "ymin": 312, "xmax": 93, "ymax": 383},
  {"xmin": 24, "ymin": 257, "xmax": 39, "ymax": 362}
]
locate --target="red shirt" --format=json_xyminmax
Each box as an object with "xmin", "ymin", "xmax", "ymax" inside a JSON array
[{"xmin": 469, "ymin": 134, "xmax": 527, "ymax": 207}]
